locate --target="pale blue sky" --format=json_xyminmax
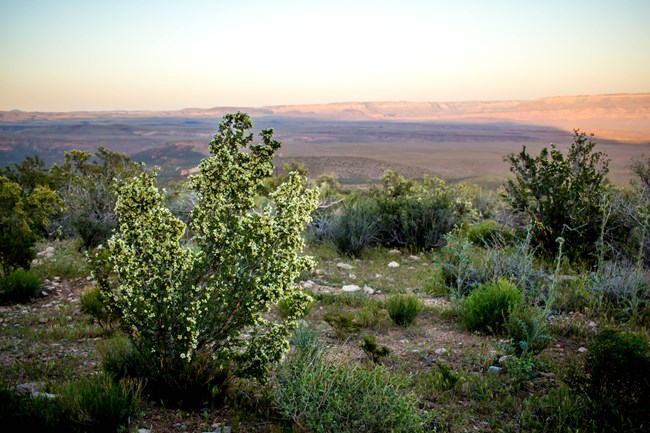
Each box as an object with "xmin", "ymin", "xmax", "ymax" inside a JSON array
[{"xmin": 1, "ymin": 0, "xmax": 649, "ymax": 111}]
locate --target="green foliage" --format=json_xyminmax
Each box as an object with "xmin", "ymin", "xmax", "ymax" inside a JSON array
[
  {"xmin": 582, "ymin": 329, "xmax": 650, "ymax": 431},
  {"xmin": 323, "ymin": 312, "xmax": 362, "ymax": 339},
  {"xmin": 80, "ymin": 285, "xmax": 115, "ymax": 331},
  {"xmin": 386, "ymin": 292, "xmax": 424, "ymax": 326},
  {"xmin": 505, "ymin": 304, "xmax": 553, "ymax": 356},
  {"xmin": 51, "ymin": 147, "xmax": 143, "ymax": 249},
  {"xmin": 330, "ymin": 195, "xmax": 381, "ymax": 257},
  {"xmin": 376, "ymin": 171, "xmax": 463, "ymax": 251},
  {"xmin": 467, "ymin": 219, "xmax": 515, "ymax": 247},
  {"xmin": 360, "ymin": 335, "xmax": 391, "ymax": 364},
  {"xmin": 1, "ymin": 175, "xmax": 60, "ymax": 272},
  {"xmin": 0, "ymin": 375, "xmax": 141, "ymax": 433},
  {"xmin": 94, "ymin": 113, "xmax": 318, "ymax": 400},
  {"xmin": 460, "ymin": 278, "xmax": 523, "ymax": 334},
  {"xmin": 32, "ymin": 240, "xmax": 89, "ymax": 280},
  {"xmin": 503, "ymin": 130, "xmax": 610, "ymax": 262},
  {"xmin": 416, "ymin": 361, "xmax": 461, "ymax": 396},
  {"xmin": 274, "ymin": 327, "xmax": 429, "ymax": 433},
  {"xmin": 2, "ymin": 154, "xmax": 52, "ymax": 192},
  {"xmin": 0, "ymin": 268, "xmax": 40, "ymax": 303}
]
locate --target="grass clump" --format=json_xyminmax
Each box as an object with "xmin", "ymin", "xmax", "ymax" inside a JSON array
[
  {"xmin": 460, "ymin": 278, "xmax": 522, "ymax": 334},
  {"xmin": 0, "ymin": 374, "xmax": 141, "ymax": 433},
  {"xmin": 0, "ymin": 268, "xmax": 40, "ymax": 303},
  {"xmin": 274, "ymin": 326, "xmax": 430, "ymax": 433},
  {"xmin": 386, "ymin": 293, "xmax": 424, "ymax": 326},
  {"xmin": 32, "ymin": 239, "xmax": 89, "ymax": 280}
]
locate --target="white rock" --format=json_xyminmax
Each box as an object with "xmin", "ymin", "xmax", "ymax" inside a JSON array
[
  {"xmin": 41, "ymin": 291, "xmax": 48, "ymax": 297},
  {"xmin": 408, "ymin": 255, "xmax": 420, "ymax": 261},
  {"xmin": 342, "ymin": 284, "xmax": 361, "ymax": 292},
  {"xmin": 388, "ymin": 249, "xmax": 401, "ymax": 255},
  {"xmin": 337, "ymin": 263, "xmax": 353, "ymax": 270},
  {"xmin": 435, "ymin": 348, "xmax": 448, "ymax": 355},
  {"xmin": 300, "ymin": 280, "xmax": 315, "ymax": 290},
  {"xmin": 387, "ymin": 261, "xmax": 400, "ymax": 268},
  {"xmin": 578, "ymin": 347, "xmax": 588, "ymax": 353},
  {"xmin": 349, "ymin": 273, "xmax": 357, "ymax": 280},
  {"xmin": 45, "ymin": 246, "xmax": 55, "ymax": 254},
  {"xmin": 498, "ymin": 355, "xmax": 508, "ymax": 365},
  {"xmin": 138, "ymin": 429, "xmax": 152, "ymax": 433},
  {"xmin": 53, "ymin": 276, "xmax": 61, "ymax": 282},
  {"xmin": 363, "ymin": 285, "xmax": 375, "ymax": 295}
]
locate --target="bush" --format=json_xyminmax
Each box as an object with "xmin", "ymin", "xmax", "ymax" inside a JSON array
[
  {"xmin": 93, "ymin": 113, "xmax": 317, "ymax": 403},
  {"xmin": 0, "ymin": 375, "xmax": 140, "ymax": 433},
  {"xmin": 467, "ymin": 220, "xmax": 515, "ymax": 247},
  {"xmin": 274, "ymin": 327, "xmax": 430, "ymax": 433},
  {"xmin": 0, "ymin": 268, "xmax": 40, "ymax": 303},
  {"xmin": 80, "ymin": 285, "xmax": 116, "ymax": 331},
  {"xmin": 583, "ymin": 329, "xmax": 650, "ymax": 431},
  {"xmin": 331, "ymin": 196, "xmax": 381, "ymax": 257},
  {"xmin": 505, "ymin": 304, "xmax": 553, "ymax": 356},
  {"xmin": 386, "ymin": 293, "xmax": 424, "ymax": 326},
  {"xmin": 503, "ymin": 130, "xmax": 610, "ymax": 262},
  {"xmin": 460, "ymin": 278, "xmax": 522, "ymax": 334}
]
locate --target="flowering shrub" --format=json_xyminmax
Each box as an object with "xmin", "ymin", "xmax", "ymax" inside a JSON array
[{"xmin": 94, "ymin": 113, "xmax": 318, "ymax": 390}]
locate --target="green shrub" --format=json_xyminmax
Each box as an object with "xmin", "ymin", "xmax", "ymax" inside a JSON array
[
  {"xmin": 505, "ymin": 304, "xmax": 553, "ymax": 356},
  {"xmin": 323, "ymin": 312, "xmax": 362, "ymax": 339},
  {"xmin": 460, "ymin": 278, "xmax": 522, "ymax": 334},
  {"xmin": 274, "ymin": 327, "xmax": 430, "ymax": 433},
  {"xmin": 503, "ymin": 130, "xmax": 610, "ymax": 262},
  {"xmin": 386, "ymin": 293, "xmax": 424, "ymax": 326},
  {"xmin": 0, "ymin": 375, "xmax": 140, "ymax": 433},
  {"xmin": 0, "ymin": 268, "xmax": 40, "ymax": 303},
  {"xmin": 80, "ymin": 285, "xmax": 115, "ymax": 331},
  {"xmin": 331, "ymin": 196, "xmax": 381, "ymax": 257},
  {"xmin": 360, "ymin": 335, "xmax": 390, "ymax": 364},
  {"xmin": 583, "ymin": 329, "xmax": 650, "ymax": 431},
  {"xmin": 467, "ymin": 220, "xmax": 515, "ymax": 247},
  {"xmin": 93, "ymin": 113, "xmax": 317, "ymax": 403}
]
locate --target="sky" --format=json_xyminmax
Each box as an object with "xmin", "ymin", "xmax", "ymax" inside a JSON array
[{"xmin": 1, "ymin": 0, "xmax": 649, "ymax": 111}]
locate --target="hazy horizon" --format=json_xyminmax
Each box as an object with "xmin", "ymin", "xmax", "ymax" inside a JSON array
[{"xmin": 2, "ymin": 0, "xmax": 649, "ymax": 112}]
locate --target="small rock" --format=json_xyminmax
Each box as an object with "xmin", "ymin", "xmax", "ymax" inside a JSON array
[
  {"xmin": 498, "ymin": 355, "xmax": 508, "ymax": 365},
  {"xmin": 349, "ymin": 273, "xmax": 357, "ymax": 280},
  {"xmin": 588, "ymin": 321, "xmax": 597, "ymax": 328},
  {"xmin": 53, "ymin": 276, "xmax": 61, "ymax": 282},
  {"xmin": 45, "ymin": 246, "xmax": 55, "ymax": 254},
  {"xmin": 578, "ymin": 347, "xmax": 588, "ymax": 353},
  {"xmin": 488, "ymin": 366, "xmax": 502, "ymax": 373},
  {"xmin": 363, "ymin": 285, "xmax": 374, "ymax": 295},
  {"xmin": 44, "ymin": 252, "xmax": 54, "ymax": 258},
  {"xmin": 408, "ymin": 255, "xmax": 420, "ymax": 261},
  {"xmin": 337, "ymin": 263, "xmax": 353, "ymax": 270},
  {"xmin": 387, "ymin": 261, "xmax": 400, "ymax": 268},
  {"xmin": 300, "ymin": 280, "xmax": 315, "ymax": 290},
  {"xmin": 435, "ymin": 348, "xmax": 448, "ymax": 355},
  {"xmin": 388, "ymin": 249, "xmax": 401, "ymax": 255},
  {"xmin": 41, "ymin": 290, "xmax": 49, "ymax": 297},
  {"xmin": 137, "ymin": 429, "xmax": 151, "ymax": 433},
  {"xmin": 86, "ymin": 276, "xmax": 93, "ymax": 281},
  {"xmin": 313, "ymin": 269, "xmax": 325, "ymax": 276},
  {"xmin": 342, "ymin": 284, "xmax": 361, "ymax": 292},
  {"xmin": 14, "ymin": 382, "xmax": 45, "ymax": 395}
]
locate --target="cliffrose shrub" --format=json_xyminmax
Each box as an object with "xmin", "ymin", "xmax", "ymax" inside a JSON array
[{"xmin": 93, "ymin": 113, "xmax": 318, "ymax": 402}]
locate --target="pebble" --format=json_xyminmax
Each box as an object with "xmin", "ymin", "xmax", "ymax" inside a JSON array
[
  {"xmin": 388, "ymin": 249, "xmax": 401, "ymax": 255},
  {"xmin": 435, "ymin": 348, "xmax": 448, "ymax": 355},
  {"xmin": 300, "ymin": 280, "xmax": 315, "ymax": 290},
  {"xmin": 578, "ymin": 347, "xmax": 588, "ymax": 353},
  {"xmin": 488, "ymin": 366, "xmax": 502, "ymax": 373},
  {"xmin": 408, "ymin": 255, "xmax": 420, "ymax": 261},
  {"xmin": 342, "ymin": 284, "xmax": 361, "ymax": 292},
  {"xmin": 137, "ymin": 429, "xmax": 151, "ymax": 433},
  {"xmin": 53, "ymin": 276, "xmax": 61, "ymax": 282},
  {"xmin": 387, "ymin": 261, "xmax": 400, "ymax": 268},
  {"xmin": 41, "ymin": 291, "xmax": 48, "ymax": 297},
  {"xmin": 363, "ymin": 285, "xmax": 374, "ymax": 295},
  {"xmin": 337, "ymin": 263, "xmax": 353, "ymax": 270}
]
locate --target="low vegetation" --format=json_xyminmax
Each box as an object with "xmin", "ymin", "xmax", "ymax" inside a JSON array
[{"xmin": 1, "ymin": 114, "xmax": 649, "ymax": 432}]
